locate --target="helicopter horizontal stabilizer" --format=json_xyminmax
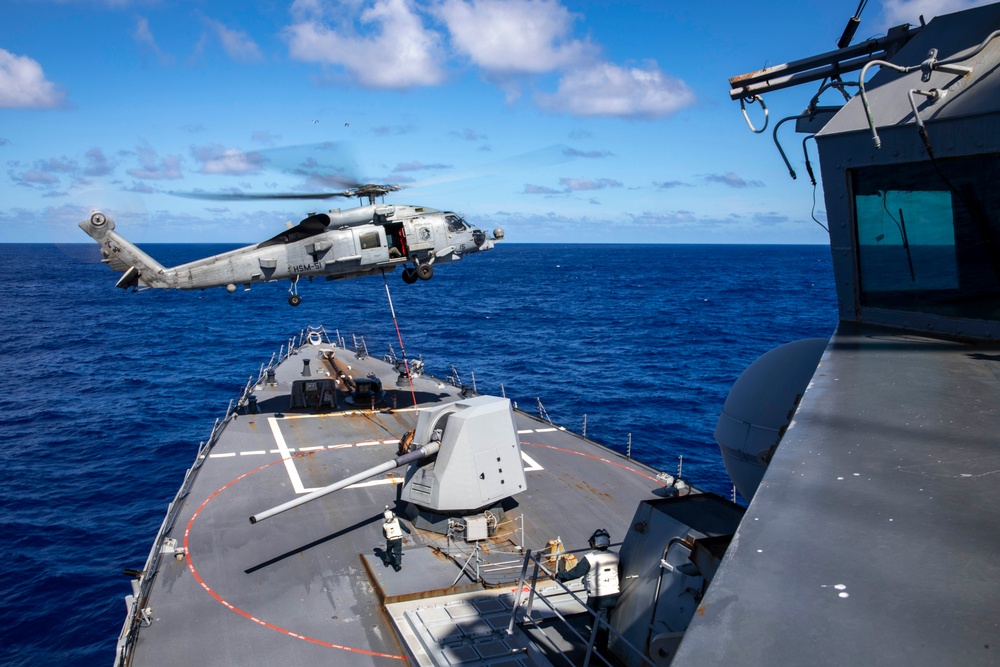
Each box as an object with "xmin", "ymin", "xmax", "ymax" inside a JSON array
[{"xmin": 115, "ymin": 266, "xmax": 141, "ymax": 289}]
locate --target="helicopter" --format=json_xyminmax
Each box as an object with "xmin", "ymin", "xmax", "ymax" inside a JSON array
[{"xmin": 78, "ymin": 182, "xmax": 504, "ymax": 306}]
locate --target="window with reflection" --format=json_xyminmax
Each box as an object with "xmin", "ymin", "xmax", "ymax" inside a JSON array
[
  {"xmin": 359, "ymin": 231, "xmax": 381, "ymax": 250},
  {"xmin": 446, "ymin": 214, "xmax": 468, "ymax": 232},
  {"xmin": 851, "ymin": 155, "xmax": 1000, "ymax": 320}
]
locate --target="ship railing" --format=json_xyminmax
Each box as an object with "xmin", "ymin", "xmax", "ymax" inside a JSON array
[
  {"xmin": 383, "ymin": 343, "xmax": 398, "ymax": 364},
  {"xmin": 536, "ymin": 398, "xmax": 552, "ymax": 423},
  {"xmin": 442, "ymin": 546, "xmax": 527, "ymax": 584},
  {"xmin": 115, "ymin": 330, "xmax": 333, "ymax": 667},
  {"xmin": 508, "ymin": 549, "xmax": 657, "ymax": 667},
  {"xmin": 116, "ymin": 412, "xmax": 241, "ymax": 665}
]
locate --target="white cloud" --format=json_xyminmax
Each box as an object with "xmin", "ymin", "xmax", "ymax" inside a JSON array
[
  {"xmin": 0, "ymin": 48, "xmax": 66, "ymax": 108},
  {"xmin": 434, "ymin": 0, "xmax": 594, "ymax": 74},
  {"xmin": 538, "ymin": 61, "xmax": 695, "ymax": 118},
  {"xmin": 36, "ymin": 156, "xmax": 78, "ymax": 174},
  {"xmin": 281, "ymin": 0, "xmax": 695, "ymax": 120},
  {"xmin": 191, "ymin": 144, "xmax": 266, "ymax": 175},
  {"xmin": 523, "ymin": 184, "xmax": 562, "ymax": 194},
  {"xmin": 559, "ymin": 177, "xmax": 622, "ymax": 191},
  {"xmin": 133, "ymin": 17, "xmax": 173, "ymax": 64},
  {"xmin": 449, "ymin": 128, "xmax": 488, "ymax": 141},
  {"xmin": 284, "ymin": 0, "xmax": 445, "ymax": 88},
  {"xmin": 251, "ymin": 131, "xmax": 282, "ymax": 146},
  {"xmin": 705, "ymin": 172, "xmax": 763, "ymax": 188},
  {"xmin": 125, "ymin": 181, "xmax": 157, "ymax": 194},
  {"xmin": 289, "ymin": 0, "xmax": 333, "ymax": 21},
  {"xmin": 204, "ymin": 18, "xmax": 264, "ymax": 63},
  {"xmin": 9, "ymin": 168, "xmax": 61, "ymax": 187},
  {"xmin": 84, "ymin": 148, "xmax": 115, "ymax": 177},
  {"xmin": 128, "ymin": 143, "xmax": 183, "ymax": 180},
  {"xmin": 393, "ymin": 160, "xmax": 452, "ymax": 172},
  {"xmin": 880, "ymin": 0, "xmax": 994, "ymax": 27}
]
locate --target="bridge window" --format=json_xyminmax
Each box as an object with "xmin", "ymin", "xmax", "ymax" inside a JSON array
[{"xmin": 851, "ymin": 154, "xmax": 1000, "ymax": 321}]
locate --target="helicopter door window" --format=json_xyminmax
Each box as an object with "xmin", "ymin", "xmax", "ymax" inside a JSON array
[{"xmin": 359, "ymin": 231, "xmax": 381, "ymax": 249}]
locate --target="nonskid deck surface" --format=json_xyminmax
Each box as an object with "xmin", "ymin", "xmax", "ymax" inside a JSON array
[{"xmin": 128, "ymin": 338, "xmax": 675, "ymax": 666}]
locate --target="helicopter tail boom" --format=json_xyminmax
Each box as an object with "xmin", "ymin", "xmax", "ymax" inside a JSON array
[{"xmin": 79, "ymin": 212, "xmax": 171, "ymax": 290}]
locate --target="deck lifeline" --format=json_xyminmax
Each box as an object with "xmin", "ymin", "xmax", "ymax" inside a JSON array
[{"xmin": 127, "ymin": 339, "xmax": 676, "ymax": 666}]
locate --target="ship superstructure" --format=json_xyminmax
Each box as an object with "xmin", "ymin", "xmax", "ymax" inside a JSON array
[{"xmin": 683, "ymin": 5, "xmax": 1000, "ymax": 664}]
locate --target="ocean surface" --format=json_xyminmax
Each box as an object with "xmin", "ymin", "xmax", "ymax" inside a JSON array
[{"xmin": 0, "ymin": 242, "xmax": 837, "ymax": 666}]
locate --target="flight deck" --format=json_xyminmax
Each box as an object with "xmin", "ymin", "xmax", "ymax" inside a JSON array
[{"xmin": 121, "ymin": 331, "xmax": 683, "ymax": 666}]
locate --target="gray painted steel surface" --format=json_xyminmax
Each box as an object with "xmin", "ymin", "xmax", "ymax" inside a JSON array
[
  {"xmin": 121, "ymin": 336, "xmax": 681, "ymax": 666},
  {"xmin": 676, "ymin": 323, "xmax": 1000, "ymax": 664}
]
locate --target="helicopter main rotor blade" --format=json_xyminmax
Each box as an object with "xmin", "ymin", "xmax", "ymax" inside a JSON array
[
  {"xmin": 171, "ymin": 182, "xmax": 407, "ymax": 203},
  {"xmin": 172, "ymin": 191, "xmax": 349, "ymax": 201}
]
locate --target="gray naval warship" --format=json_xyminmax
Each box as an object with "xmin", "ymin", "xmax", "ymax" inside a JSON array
[{"xmin": 92, "ymin": 3, "xmax": 1000, "ymax": 665}]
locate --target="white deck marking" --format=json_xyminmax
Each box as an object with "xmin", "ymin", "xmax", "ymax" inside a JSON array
[
  {"xmin": 269, "ymin": 417, "xmax": 306, "ymax": 494},
  {"xmin": 536, "ymin": 427, "xmax": 557, "ymax": 433},
  {"xmin": 518, "ymin": 429, "xmax": 534, "ymax": 434},
  {"xmin": 266, "ymin": 418, "xmax": 403, "ymax": 493},
  {"xmin": 521, "ymin": 451, "xmax": 544, "ymax": 472},
  {"xmin": 208, "ymin": 452, "xmax": 236, "ymax": 458},
  {"xmin": 240, "ymin": 450, "xmax": 266, "ymax": 456}
]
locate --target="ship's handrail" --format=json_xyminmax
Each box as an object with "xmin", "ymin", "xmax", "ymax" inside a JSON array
[
  {"xmin": 114, "ymin": 326, "xmax": 337, "ymax": 667},
  {"xmin": 509, "ymin": 549, "xmax": 657, "ymax": 667}
]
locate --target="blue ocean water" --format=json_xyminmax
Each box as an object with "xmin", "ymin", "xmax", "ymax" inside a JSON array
[{"xmin": 0, "ymin": 242, "xmax": 837, "ymax": 666}]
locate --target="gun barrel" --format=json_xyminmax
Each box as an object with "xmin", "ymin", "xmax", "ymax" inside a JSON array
[{"xmin": 249, "ymin": 441, "xmax": 439, "ymax": 524}]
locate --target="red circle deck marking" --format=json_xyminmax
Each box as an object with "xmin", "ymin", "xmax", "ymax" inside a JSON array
[
  {"xmin": 183, "ymin": 455, "xmax": 407, "ymax": 662},
  {"xmin": 185, "ymin": 441, "xmax": 660, "ymax": 661}
]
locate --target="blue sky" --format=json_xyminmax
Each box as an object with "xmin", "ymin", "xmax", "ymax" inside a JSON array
[{"xmin": 0, "ymin": 0, "xmax": 988, "ymax": 244}]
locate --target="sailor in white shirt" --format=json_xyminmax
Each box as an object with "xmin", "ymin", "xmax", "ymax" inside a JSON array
[
  {"xmin": 382, "ymin": 508, "xmax": 408, "ymax": 571},
  {"xmin": 556, "ymin": 528, "xmax": 620, "ymax": 649}
]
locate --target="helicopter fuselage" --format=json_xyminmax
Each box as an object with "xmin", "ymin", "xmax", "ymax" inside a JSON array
[{"xmin": 79, "ymin": 204, "xmax": 503, "ymax": 304}]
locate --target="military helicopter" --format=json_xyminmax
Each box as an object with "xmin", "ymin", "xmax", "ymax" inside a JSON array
[{"xmin": 78, "ymin": 182, "xmax": 504, "ymax": 306}]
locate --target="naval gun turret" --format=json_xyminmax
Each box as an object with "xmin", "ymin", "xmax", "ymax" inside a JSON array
[{"xmin": 249, "ymin": 395, "xmax": 527, "ymax": 529}]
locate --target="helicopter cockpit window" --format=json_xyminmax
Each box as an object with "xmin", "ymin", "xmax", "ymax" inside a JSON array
[
  {"xmin": 851, "ymin": 154, "xmax": 1000, "ymax": 321},
  {"xmin": 445, "ymin": 214, "xmax": 468, "ymax": 232}
]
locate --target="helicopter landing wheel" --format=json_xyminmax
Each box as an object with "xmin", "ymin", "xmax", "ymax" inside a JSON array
[
  {"xmin": 288, "ymin": 294, "xmax": 302, "ymax": 307},
  {"xmin": 416, "ymin": 263, "xmax": 434, "ymax": 281},
  {"xmin": 402, "ymin": 267, "xmax": 418, "ymax": 284}
]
